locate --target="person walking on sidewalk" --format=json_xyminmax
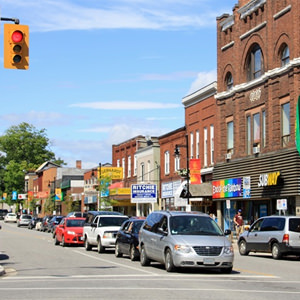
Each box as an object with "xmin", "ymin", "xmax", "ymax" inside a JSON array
[{"xmin": 233, "ymin": 209, "xmax": 244, "ymax": 240}]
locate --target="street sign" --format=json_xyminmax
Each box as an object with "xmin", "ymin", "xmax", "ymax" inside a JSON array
[
  {"xmin": 131, "ymin": 184, "xmax": 157, "ymax": 203},
  {"xmin": 277, "ymin": 199, "xmax": 287, "ymax": 210}
]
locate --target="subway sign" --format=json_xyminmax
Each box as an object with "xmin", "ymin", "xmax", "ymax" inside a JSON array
[{"xmin": 258, "ymin": 171, "xmax": 280, "ymax": 187}]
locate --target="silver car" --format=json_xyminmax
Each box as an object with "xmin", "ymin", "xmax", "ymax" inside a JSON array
[
  {"xmin": 17, "ymin": 214, "xmax": 32, "ymax": 227},
  {"xmin": 139, "ymin": 211, "xmax": 234, "ymax": 273},
  {"xmin": 238, "ymin": 215, "xmax": 300, "ymax": 259}
]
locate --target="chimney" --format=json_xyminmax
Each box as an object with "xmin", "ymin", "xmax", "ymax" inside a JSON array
[
  {"xmin": 239, "ymin": 0, "xmax": 250, "ymax": 7},
  {"xmin": 76, "ymin": 160, "xmax": 82, "ymax": 169}
]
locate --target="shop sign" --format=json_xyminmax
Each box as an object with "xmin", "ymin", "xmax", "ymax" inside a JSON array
[
  {"xmin": 109, "ymin": 188, "xmax": 131, "ymax": 196},
  {"xmin": 243, "ymin": 176, "xmax": 251, "ymax": 198},
  {"xmin": 131, "ymin": 184, "xmax": 157, "ymax": 203},
  {"xmin": 101, "ymin": 167, "xmax": 123, "ymax": 180},
  {"xmin": 212, "ymin": 178, "xmax": 242, "ymax": 199},
  {"xmin": 258, "ymin": 171, "xmax": 280, "ymax": 187},
  {"xmin": 162, "ymin": 182, "xmax": 174, "ymax": 198}
]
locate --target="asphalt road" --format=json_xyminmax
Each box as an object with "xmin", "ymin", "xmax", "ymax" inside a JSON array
[{"xmin": 1, "ymin": 221, "xmax": 300, "ymax": 300}]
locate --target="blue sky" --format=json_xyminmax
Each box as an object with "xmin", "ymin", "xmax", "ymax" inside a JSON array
[{"xmin": 0, "ymin": 0, "xmax": 236, "ymax": 169}]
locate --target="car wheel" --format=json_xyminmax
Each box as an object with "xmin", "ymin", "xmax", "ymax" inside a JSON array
[
  {"xmin": 61, "ymin": 236, "xmax": 66, "ymax": 247},
  {"xmin": 140, "ymin": 245, "xmax": 150, "ymax": 266},
  {"xmin": 220, "ymin": 267, "xmax": 233, "ymax": 274},
  {"xmin": 272, "ymin": 243, "xmax": 282, "ymax": 260},
  {"xmin": 130, "ymin": 245, "xmax": 138, "ymax": 261},
  {"xmin": 97, "ymin": 238, "xmax": 105, "ymax": 253},
  {"xmin": 238, "ymin": 240, "xmax": 249, "ymax": 256},
  {"xmin": 84, "ymin": 237, "xmax": 92, "ymax": 251},
  {"xmin": 115, "ymin": 242, "xmax": 122, "ymax": 257},
  {"xmin": 165, "ymin": 249, "xmax": 176, "ymax": 272},
  {"xmin": 54, "ymin": 235, "xmax": 60, "ymax": 246}
]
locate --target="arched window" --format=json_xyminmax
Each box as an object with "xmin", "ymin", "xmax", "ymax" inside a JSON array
[
  {"xmin": 246, "ymin": 44, "xmax": 264, "ymax": 81},
  {"xmin": 225, "ymin": 72, "xmax": 233, "ymax": 90},
  {"xmin": 281, "ymin": 44, "xmax": 290, "ymax": 66}
]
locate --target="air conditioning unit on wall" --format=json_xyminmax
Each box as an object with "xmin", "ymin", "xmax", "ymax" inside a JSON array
[
  {"xmin": 225, "ymin": 153, "xmax": 232, "ymax": 160},
  {"xmin": 253, "ymin": 146, "xmax": 260, "ymax": 154}
]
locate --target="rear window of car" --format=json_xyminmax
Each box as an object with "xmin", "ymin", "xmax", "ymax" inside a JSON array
[
  {"xmin": 289, "ymin": 218, "xmax": 300, "ymax": 232},
  {"xmin": 22, "ymin": 215, "xmax": 32, "ymax": 219}
]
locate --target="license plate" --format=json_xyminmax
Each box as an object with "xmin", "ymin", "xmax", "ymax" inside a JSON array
[{"xmin": 203, "ymin": 258, "xmax": 215, "ymax": 265}]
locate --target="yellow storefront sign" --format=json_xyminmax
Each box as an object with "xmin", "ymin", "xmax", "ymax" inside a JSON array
[
  {"xmin": 109, "ymin": 188, "xmax": 131, "ymax": 196},
  {"xmin": 100, "ymin": 167, "xmax": 123, "ymax": 179}
]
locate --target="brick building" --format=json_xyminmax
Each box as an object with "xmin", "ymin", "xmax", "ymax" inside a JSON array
[{"xmin": 213, "ymin": 0, "xmax": 300, "ymax": 230}]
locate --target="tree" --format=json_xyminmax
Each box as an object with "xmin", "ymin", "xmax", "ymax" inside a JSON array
[{"xmin": 0, "ymin": 122, "xmax": 65, "ymax": 203}]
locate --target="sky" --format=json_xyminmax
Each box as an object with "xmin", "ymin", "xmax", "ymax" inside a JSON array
[{"xmin": 0, "ymin": 0, "xmax": 237, "ymax": 169}]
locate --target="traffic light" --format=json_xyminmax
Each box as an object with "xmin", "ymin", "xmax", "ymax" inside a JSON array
[{"xmin": 3, "ymin": 23, "xmax": 29, "ymax": 70}]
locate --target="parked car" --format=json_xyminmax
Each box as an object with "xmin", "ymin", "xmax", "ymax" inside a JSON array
[
  {"xmin": 17, "ymin": 214, "xmax": 32, "ymax": 227},
  {"xmin": 54, "ymin": 217, "xmax": 86, "ymax": 247},
  {"xmin": 0, "ymin": 209, "xmax": 9, "ymax": 220},
  {"xmin": 28, "ymin": 217, "xmax": 43, "ymax": 229},
  {"xmin": 4, "ymin": 213, "xmax": 18, "ymax": 223},
  {"xmin": 36, "ymin": 218, "xmax": 43, "ymax": 231},
  {"xmin": 47, "ymin": 216, "xmax": 65, "ymax": 233},
  {"xmin": 66, "ymin": 211, "xmax": 88, "ymax": 218},
  {"xmin": 139, "ymin": 211, "xmax": 234, "ymax": 273},
  {"xmin": 115, "ymin": 217, "xmax": 145, "ymax": 261},
  {"xmin": 238, "ymin": 215, "xmax": 300, "ymax": 259},
  {"xmin": 83, "ymin": 213, "xmax": 128, "ymax": 253},
  {"xmin": 40, "ymin": 215, "xmax": 53, "ymax": 232}
]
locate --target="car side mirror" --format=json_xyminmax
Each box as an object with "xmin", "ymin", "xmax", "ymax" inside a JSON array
[
  {"xmin": 157, "ymin": 227, "xmax": 168, "ymax": 236},
  {"xmin": 91, "ymin": 223, "xmax": 97, "ymax": 228},
  {"xmin": 224, "ymin": 229, "xmax": 231, "ymax": 236}
]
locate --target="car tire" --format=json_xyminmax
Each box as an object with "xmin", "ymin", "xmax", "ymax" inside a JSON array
[
  {"xmin": 115, "ymin": 242, "xmax": 122, "ymax": 257},
  {"xmin": 165, "ymin": 249, "xmax": 176, "ymax": 272},
  {"xmin": 140, "ymin": 245, "xmax": 150, "ymax": 266},
  {"xmin": 220, "ymin": 267, "xmax": 233, "ymax": 274},
  {"xmin": 97, "ymin": 238, "xmax": 105, "ymax": 253},
  {"xmin": 61, "ymin": 236, "xmax": 66, "ymax": 247},
  {"xmin": 84, "ymin": 237, "xmax": 92, "ymax": 251},
  {"xmin": 130, "ymin": 245, "xmax": 138, "ymax": 261},
  {"xmin": 238, "ymin": 240, "xmax": 249, "ymax": 256},
  {"xmin": 54, "ymin": 235, "xmax": 60, "ymax": 246},
  {"xmin": 271, "ymin": 243, "xmax": 282, "ymax": 260}
]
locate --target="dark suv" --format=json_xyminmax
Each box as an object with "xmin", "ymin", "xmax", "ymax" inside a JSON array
[
  {"xmin": 238, "ymin": 215, "xmax": 300, "ymax": 259},
  {"xmin": 0, "ymin": 209, "xmax": 8, "ymax": 220}
]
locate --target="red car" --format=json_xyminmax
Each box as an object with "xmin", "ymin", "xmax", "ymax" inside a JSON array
[{"xmin": 54, "ymin": 217, "xmax": 86, "ymax": 247}]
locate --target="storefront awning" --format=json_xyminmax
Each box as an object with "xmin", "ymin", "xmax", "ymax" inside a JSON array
[{"xmin": 189, "ymin": 182, "xmax": 212, "ymax": 197}]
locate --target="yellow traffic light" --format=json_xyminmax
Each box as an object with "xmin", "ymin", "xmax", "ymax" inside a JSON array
[{"xmin": 4, "ymin": 23, "xmax": 29, "ymax": 70}]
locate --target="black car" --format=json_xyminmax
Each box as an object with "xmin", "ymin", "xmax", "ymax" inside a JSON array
[
  {"xmin": 47, "ymin": 216, "xmax": 65, "ymax": 233},
  {"xmin": 0, "ymin": 209, "xmax": 8, "ymax": 220},
  {"xmin": 115, "ymin": 217, "xmax": 145, "ymax": 261},
  {"xmin": 28, "ymin": 217, "xmax": 43, "ymax": 229}
]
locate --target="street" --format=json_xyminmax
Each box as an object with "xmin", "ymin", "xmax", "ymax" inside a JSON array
[{"xmin": 1, "ymin": 221, "xmax": 300, "ymax": 300}]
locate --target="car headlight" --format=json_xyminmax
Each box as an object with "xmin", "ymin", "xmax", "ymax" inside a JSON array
[
  {"xmin": 224, "ymin": 246, "xmax": 234, "ymax": 254},
  {"xmin": 67, "ymin": 231, "xmax": 76, "ymax": 235},
  {"xmin": 103, "ymin": 232, "xmax": 113, "ymax": 238},
  {"xmin": 174, "ymin": 245, "xmax": 192, "ymax": 253}
]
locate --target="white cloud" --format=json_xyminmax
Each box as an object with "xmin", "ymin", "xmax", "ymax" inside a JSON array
[
  {"xmin": 70, "ymin": 101, "xmax": 180, "ymax": 110},
  {"xmin": 1, "ymin": 0, "xmax": 229, "ymax": 32},
  {"xmin": 187, "ymin": 70, "xmax": 217, "ymax": 95}
]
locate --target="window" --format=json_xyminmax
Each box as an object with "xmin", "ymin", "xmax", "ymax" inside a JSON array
[
  {"xmin": 281, "ymin": 102, "xmax": 290, "ymax": 147},
  {"xmin": 122, "ymin": 157, "xmax": 125, "ymax": 179},
  {"xmin": 227, "ymin": 121, "xmax": 234, "ymax": 152},
  {"xmin": 253, "ymin": 113, "xmax": 260, "ymax": 143},
  {"xmin": 128, "ymin": 156, "xmax": 131, "ymax": 177},
  {"xmin": 247, "ymin": 44, "xmax": 263, "ymax": 81},
  {"xmin": 204, "ymin": 127, "xmax": 208, "ymax": 167},
  {"xmin": 246, "ymin": 115, "xmax": 251, "ymax": 154},
  {"xmin": 141, "ymin": 163, "xmax": 145, "ymax": 181},
  {"xmin": 117, "ymin": 159, "xmax": 120, "ymax": 167},
  {"xmin": 262, "ymin": 110, "xmax": 266, "ymax": 148},
  {"xmin": 281, "ymin": 44, "xmax": 290, "ymax": 67},
  {"xmin": 190, "ymin": 132, "xmax": 194, "ymax": 159},
  {"xmin": 134, "ymin": 155, "xmax": 137, "ymax": 176},
  {"xmin": 226, "ymin": 72, "xmax": 233, "ymax": 90},
  {"xmin": 164, "ymin": 151, "xmax": 170, "ymax": 175},
  {"xmin": 210, "ymin": 125, "xmax": 214, "ymax": 165},
  {"xmin": 196, "ymin": 130, "xmax": 199, "ymax": 159},
  {"xmin": 147, "ymin": 160, "xmax": 151, "ymax": 182}
]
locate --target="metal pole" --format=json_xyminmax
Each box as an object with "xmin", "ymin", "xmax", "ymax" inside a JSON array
[
  {"xmin": 186, "ymin": 134, "xmax": 190, "ymax": 205},
  {"xmin": 0, "ymin": 17, "xmax": 20, "ymax": 24},
  {"xmin": 98, "ymin": 163, "xmax": 102, "ymax": 211}
]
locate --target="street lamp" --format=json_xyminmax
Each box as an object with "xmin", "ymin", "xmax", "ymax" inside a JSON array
[{"xmin": 174, "ymin": 134, "xmax": 190, "ymax": 205}]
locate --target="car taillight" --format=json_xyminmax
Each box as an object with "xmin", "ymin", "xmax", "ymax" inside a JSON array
[{"xmin": 282, "ymin": 234, "xmax": 289, "ymax": 244}]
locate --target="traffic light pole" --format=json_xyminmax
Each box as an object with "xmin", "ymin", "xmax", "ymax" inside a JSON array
[{"xmin": 0, "ymin": 17, "xmax": 20, "ymax": 24}]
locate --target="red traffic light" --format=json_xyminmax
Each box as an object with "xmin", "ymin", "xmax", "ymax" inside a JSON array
[{"xmin": 11, "ymin": 30, "xmax": 23, "ymax": 43}]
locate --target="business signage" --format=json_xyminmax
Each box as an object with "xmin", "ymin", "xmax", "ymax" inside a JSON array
[
  {"xmin": 243, "ymin": 176, "xmax": 251, "ymax": 198},
  {"xmin": 258, "ymin": 171, "xmax": 280, "ymax": 187},
  {"xmin": 12, "ymin": 191, "xmax": 18, "ymax": 200},
  {"xmin": 189, "ymin": 159, "xmax": 201, "ymax": 185},
  {"xmin": 109, "ymin": 188, "xmax": 131, "ymax": 196},
  {"xmin": 100, "ymin": 167, "xmax": 123, "ymax": 180},
  {"xmin": 131, "ymin": 184, "xmax": 157, "ymax": 203},
  {"xmin": 212, "ymin": 178, "xmax": 242, "ymax": 199},
  {"xmin": 18, "ymin": 194, "xmax": 27, "ymax": 200}
]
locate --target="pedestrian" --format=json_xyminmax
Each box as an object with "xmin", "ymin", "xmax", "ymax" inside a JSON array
[{"xmin": 233, "ymin": 209, "xmax": 244, "ymax": 240}]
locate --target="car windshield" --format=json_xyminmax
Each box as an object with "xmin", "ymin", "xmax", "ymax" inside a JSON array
[
  {"xmin": 99, "ymin": 217, "xmax": 128, "ymax": 227},
  {"xmin": 170, "ymin": 215, "xmax": 223, "ymax": 236},
  {"xmin": 66, "ymin": 219, "xmax": 85, "ymax": 227}
]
